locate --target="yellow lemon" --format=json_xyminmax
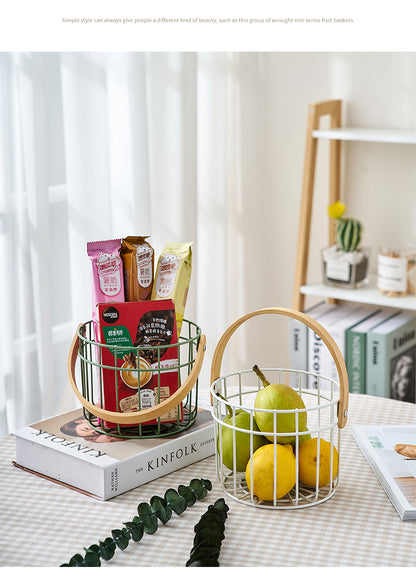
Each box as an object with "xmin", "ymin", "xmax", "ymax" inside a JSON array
[
  {"xmin": 298, "ymin": 437, "xmax": 339, "ymax": 487},
  {"xmin": 245, "ymin": 443, "xmax": 296, "ymax": 501}
]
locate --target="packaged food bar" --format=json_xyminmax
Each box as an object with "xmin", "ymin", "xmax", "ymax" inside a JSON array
[
  {"xmin": 87, "ymin": 239, "xmax": 125, "ymax": 335},
  {"xmin": 121, "ymin": 236, "xmax": 154, "ymax": 301},
  {"xmin": 151, "ymin": 242, "xmax": 193, "ymax": 337}
]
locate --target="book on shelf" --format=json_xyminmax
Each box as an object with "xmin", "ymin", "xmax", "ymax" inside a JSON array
[
  {"xmin": 306, "ymin": 302, "xmax": 354, "ymax": 388},
  {"xmin": 346, "ymin": 308, "xmax": 399, "ymax": 394},
  {"xmin": 307, "ymin": 303, "xmax": 376, "ymax": 388},
  {"xmin": 352, "ymin": 424, "xmax": 416, "ymax": 521},
  {"xmin": 13, "ymin": 407, "xmax": 215, "ymax": 500},
  {"xmin": 366, "ymin": 311, "xmax": 416, "ymax": 401},
  {"xmin": 288, "ymin": 301, "xmax": 334, "ymax": 387}
]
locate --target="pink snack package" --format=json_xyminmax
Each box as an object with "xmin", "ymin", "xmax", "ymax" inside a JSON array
[{"xmin": 87, "ymin": 239, "xmax": 125, "ymax": 335}]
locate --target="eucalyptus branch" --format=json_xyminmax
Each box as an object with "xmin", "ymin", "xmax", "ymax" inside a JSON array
[
  {"xmin": 60, "ymin": 478, "xmax": 213, "ymax": 567},
  {"xmin": 186, "ymin": 498, "xmax": 229, "ymax": 567}
]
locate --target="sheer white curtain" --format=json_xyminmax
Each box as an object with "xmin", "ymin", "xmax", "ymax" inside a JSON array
[{"xmin": 0, "ymin": 52, "xmax": 239, "ymax": 434}]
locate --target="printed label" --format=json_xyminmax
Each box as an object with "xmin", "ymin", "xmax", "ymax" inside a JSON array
[
  {"xmin": 97, "ymin": 252, "xmax": 122, "ymax": 296},
  {"xmin": 120, "ymin": 393, "xmax": 139, "ymax": 413},
  {"xmin": 155, "ymin": 254, "xmax": 180, "ymax": 297},
  {"xmin": 136, "ymin": 244, "xmax": 154, "ymax": 288},
  {"xmin": 140, "ymin": 389, "xmax": 156, "ymax": 409},
  {"xmin": 326, "ymin": 260, "xmax": 350, "ymax": 282},
  {"xmin": 377, "ymin": 254, "xmax": 407, "ymax": 293}
]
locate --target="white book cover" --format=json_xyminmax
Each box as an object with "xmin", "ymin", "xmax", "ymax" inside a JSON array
[
  {"xmin": 352, "ymin": 424, "xmax": 416, "ymax": 521},
  {"xmin": 14, "ymin": 407, "xmax": 215, "ymax": 500},
  {"xmin": 307, "ymin": 303, "xmax": 359, "ymax": 388},
  {"xmin": 289, "ymin": 301, "xmax": 334, "ymax": 387}
]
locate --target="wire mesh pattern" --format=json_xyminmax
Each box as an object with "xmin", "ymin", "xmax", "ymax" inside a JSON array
[
  {"xmin": 211, "ymin": 367, "xmax": 342, "ymax": 510},
  {"xmin": 70, "ymin": 318, "xmax": 203, "ymax": 439}
]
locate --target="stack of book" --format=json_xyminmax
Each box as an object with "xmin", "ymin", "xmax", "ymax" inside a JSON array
[{"xmin": 289, "ymin": 302, "xmax": 416, "ymax": 402}]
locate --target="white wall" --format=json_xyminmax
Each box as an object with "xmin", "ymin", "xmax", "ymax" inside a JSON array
[{"xmin": 217, "ymin": 52, "xmax": 416, "ymax": 382}]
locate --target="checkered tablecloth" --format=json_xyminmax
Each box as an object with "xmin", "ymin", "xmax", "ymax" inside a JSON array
[{"xmin": 2, "ymin": 393, "xmax": 416, "ymax": 567}]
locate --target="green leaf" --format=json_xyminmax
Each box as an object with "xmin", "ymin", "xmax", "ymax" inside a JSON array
[
  {"xmin": 189, "ymin": 478, "xmax": 207, "ymax": 499},
  {"xmin": 150, "ymin": 496, "xmax": 172, "ymax": 524},
  {"xmin": 137, "ymin": 502, "xmax": 153, "ymax": 518},
  {"xmin": 111, "ymin": 528, "xmax": 130, "ymax": 550},
  {"xmin": 99, "ymin": 538, "xmax": 117, "ymax": 561},
  {"xmin": 213, "ymin": 497, "xmax": 229, "ymax": 513},
  {"xmin": 124, "ymin": 521, "xmax": 144, "ymax": 542},
  {"xmin": 178, "ymin": 484, "xmax": 197, "ymax": 507},
  {"xmin": 165, "ymin": 488, "xmax": 187, "ymax": 515},
  {"xmin": 143, "ymin": 515, "xmax": 159, "ymax": 534},
  {"xmin": 67, "ymin": 554, "xmax": 85, "ymax": 567},
  {"xmin": 83, "ymin": 549, "xmax": 101, "ymax": 567},
  {"xmin": 185, "ymin": 498, "xmax": 229, "ymax": 568},
  {"xmin": 201, "ymin": 479, "xmax": 213, "ymax": 491},
  {"xmin": 137, "ymin": 502, "xmax": 159, "ymax": 534}
]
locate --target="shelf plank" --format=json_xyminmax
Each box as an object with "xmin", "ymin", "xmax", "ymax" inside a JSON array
[
  {"xmin": 312, "ymin": 127, "xmax": 416, "ymax": 144},
  {"xmin": 300, "ymin": 278, "xmax": 416, "ymax": 311}
]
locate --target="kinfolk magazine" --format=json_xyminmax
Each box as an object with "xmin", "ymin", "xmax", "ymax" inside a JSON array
[{"xmin": 14, "ymin": 407, "xmax": 215, "ymax": 500}]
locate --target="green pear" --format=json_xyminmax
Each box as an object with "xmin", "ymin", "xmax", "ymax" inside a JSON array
[
  {"xmin": 219, "ymin": 397, "xmax": 269, "ymax": 472},
  {"xmin": 253, "ymin": 365, "xmax": 308, "ymax": 445}
]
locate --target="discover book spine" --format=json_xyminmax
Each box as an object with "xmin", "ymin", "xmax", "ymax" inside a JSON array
[
  {"xmin": 289, "ymin": 302, "xmax": 333, "ymax": 388},
  {"xmin": 102, "ymin": 424, "xmax": 215, "ymax": 499}
]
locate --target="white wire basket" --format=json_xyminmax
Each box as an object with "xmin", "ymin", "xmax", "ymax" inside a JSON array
[{"xmin": 210, "ymin": 307, "xmax": 349, "ymax": 510}]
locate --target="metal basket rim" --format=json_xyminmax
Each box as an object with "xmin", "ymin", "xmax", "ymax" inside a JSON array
[{"xmin": 77, "ymin": 318, "xmax": 202, "ymax": 352}]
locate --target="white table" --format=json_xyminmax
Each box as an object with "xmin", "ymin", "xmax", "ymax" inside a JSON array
[{"xmin": 2, "ymin": 393, "xmax": 416, "ymax": 567}]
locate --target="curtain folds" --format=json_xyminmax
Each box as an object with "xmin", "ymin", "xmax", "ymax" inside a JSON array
[{"xmin": 0, "ymin": 52, "xmax": 236, "ymax": 434}]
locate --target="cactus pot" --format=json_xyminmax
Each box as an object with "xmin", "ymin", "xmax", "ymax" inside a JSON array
[{"xmin": 322, "ymin": 245, "xmax": 370, "ymax": 289}]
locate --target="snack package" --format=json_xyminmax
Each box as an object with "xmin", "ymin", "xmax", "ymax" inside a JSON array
[
  {"xmin": 87, "ymin": 239, "xmax": 125, "ymax": 336},
  {"xmin": 120, "ymin": 236, "xmax": 154, "ymax": 301},
  {"xmin": 97, "ymin": 300, "xmax": 182, "ymax": 428},
  {"xmin": 151, "ymin": 242, "xmax": 193, "ymax": 337}
]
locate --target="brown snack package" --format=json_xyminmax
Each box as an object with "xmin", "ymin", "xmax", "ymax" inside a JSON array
[
  {"xmin": 151, "ymin": 242, "xmax": 193, "ymax": 337},
  {"xmin": 121, "ymin": 236, "xmax": 154, "ymax": 301}
]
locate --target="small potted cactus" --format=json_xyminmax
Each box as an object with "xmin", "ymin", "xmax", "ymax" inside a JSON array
[{"xmin": 322, "ymin": 201, "xmax": 370, "ymax": 288}]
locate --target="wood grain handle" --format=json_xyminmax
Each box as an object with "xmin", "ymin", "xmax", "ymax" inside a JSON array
[
  {"xmin": 68, "ymin": 326, "xmax": 206, "ymax": 425},
  {"xmin": 210, "ymin": 307, "xmax": 349, "ymax": 428}
]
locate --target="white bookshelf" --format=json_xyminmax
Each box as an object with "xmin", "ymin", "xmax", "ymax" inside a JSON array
[
  {"xmin": 294, "ymin": 100, "xmax": 416, "ymax": 314},
  {"xmin": 312, "ymin": 127, "xmax": 416, "ymax": 144},
  {"xmin": 300, "ymin": 277, "xmax": 416, "ymax": 312}
]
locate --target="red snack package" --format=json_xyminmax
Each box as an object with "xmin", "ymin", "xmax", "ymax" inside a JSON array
[{"xmin": 97, "ymin": 300, "xmax": 182, "ymax": 429}]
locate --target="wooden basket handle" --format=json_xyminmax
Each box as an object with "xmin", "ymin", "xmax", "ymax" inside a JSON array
[
  {"xmin": 68, "ymin": 326, "xmax": 206, "ymax": 425},
  {"xmin": 210, "ymin": 307, "xmax": 349, "ymax": 428}
]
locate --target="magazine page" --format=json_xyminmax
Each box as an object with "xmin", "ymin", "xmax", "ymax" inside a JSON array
[{"xmin": 352, "ymin": 425, "xmax": 416, "ymax": 520}]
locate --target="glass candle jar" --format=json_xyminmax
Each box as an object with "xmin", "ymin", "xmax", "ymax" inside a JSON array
[{"xmin": 377, "ymin": 248, "xmax": 416, "ymax": 296}]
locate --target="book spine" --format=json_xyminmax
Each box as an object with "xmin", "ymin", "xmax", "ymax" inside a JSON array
[
  {"xmin": 320, "ymin": 321, "xmax": 346, "ymax": 384},
  {"xmin": 289, "ymin": 319, "xmax": 307, "ymax": 387},
  {"xmin": 103, "ymin": 424, "xmax": 215, "ymax": 499},
  {"xmin": 346, "ymin": 331, "xmax": 366, "ymax": 394},
  {"xmin": 308, "ymin": 328, "xmax": 325, "ymax": 388},
  {"xmin": 366, "ymin": 332, "xmax": 387, "ymax": 397},
  {"xmin": 387, "ymin": 321, "xmax": 416, "ymax": 403}
]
